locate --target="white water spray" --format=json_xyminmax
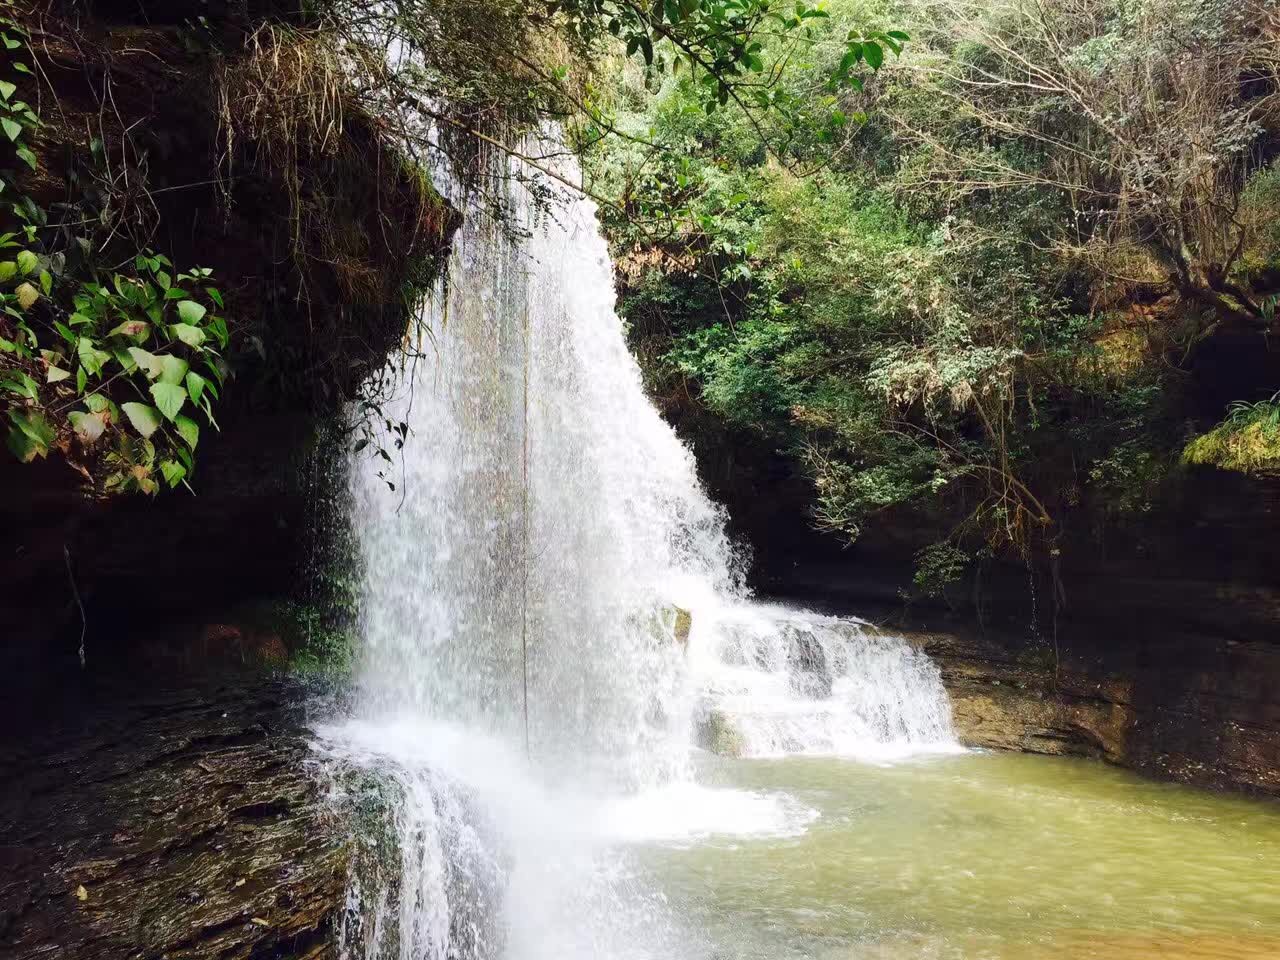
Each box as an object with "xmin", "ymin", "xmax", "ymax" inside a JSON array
[{"xmin": 319, "ymin": 146, "xmax": 958, "ymax": 960}]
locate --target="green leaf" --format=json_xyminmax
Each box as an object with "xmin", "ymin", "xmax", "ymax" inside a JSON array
[
  {"xmin": 0, "ymin": 260, "xmax": 15, "ymax": 282},
  {"xmin": 14, "ymin": 281, "xmax": 37, "ymax": 309},
  {"xmin": 121, "ymin": 401, "xmax": 162, "ymax": 438},
  {"xmin": 185, "ymin": 370, "xmax": 206, "ymax": 406},
  {"xmin": 108, "ymin": 319, "xmax": 150, "ymax": 339},
  {"xmin": 170, "ymin": 323, "xmax": 206, "ymax": 348},
  {"xmin": 7, "ymin": 409, "xmax": 54, "ymax": 462},
  {"xmin": 863, "ymin": 41, "xmax": 884, "ymax": 69},
  {"xmin": 158, "ymin": 354, "xmax": 189, "ymax": 385},
  {"xmin": 77, "ymin": 337, "xmax": 110, "ymax": 376},
  {"xmin": 15, "ymin": 146, "xmax": 35, "ymax": 170},
  {"xmin": 208, "ymin": 316, "xmax": 229, "ymax": 348},
  {"xmin": 159, "ymin": 459, "xmax": 186, "ymax": 487},
  {"xmin": 46, "ymin": 365, "xmax": 71, "ymax": 384},
  {"xmin": 0, "ymin": 117, "xmax": 20, "ymax": 141},
  {"xmin": 1, "ymin": 370, "xmax": 38, "ymax": 399},
  {"xmin": 84, "ymin": 393, "xmax": 117, "ymax": 418},
  {"xmin": 0, "ymin": 80, "xmax": 15, "ymax": 100},
  {"xmin": 76, "ymin": 365, "xmax": 86, "ymax": 393},
  {"xmin": 39, "ymin": 269, "xmax": 51, "ymax": 295},
  {"xmin": 174, "ymin": 413, "xmax": 199, "ymax": 450},
  {"xmin": 150, "ymin": 381, "xmax": 186, "ymax": 421},
  {"xmin": 176, "ymin": 299, "xmax": 207, "ymax": 325},
  {"xmin": 68, "ymin": 409, "xmax": 108, "ymax": 443},
  {"xmin": 127, "ymin": 346, "xmax": 163, "ymax": 379},
  {"xmin": 15, "ymin": 249, "xmax": 36, "ymax": 275}
]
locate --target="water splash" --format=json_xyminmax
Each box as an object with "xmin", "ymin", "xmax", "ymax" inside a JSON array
[
  {"xmin": 687, "ymin": 602, "xmax": 960, "ymax": 760},
  {"xmin": 319, "ymin": 144, "xmax": 959, "ymax": 960}
]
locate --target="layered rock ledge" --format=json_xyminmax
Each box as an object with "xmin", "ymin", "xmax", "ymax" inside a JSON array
[
  {"xmin": 0, "ymin": 673, "xmax": 346, "ymax": 960},
  {"xmin": 908, "ymin": 626, "xmax": 1280, "ymax": 797}
]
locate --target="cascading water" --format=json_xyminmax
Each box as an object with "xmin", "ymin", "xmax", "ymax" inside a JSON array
[{"xmin": 317, "ymin": 143, "xmax": 959, "ymax": 960}]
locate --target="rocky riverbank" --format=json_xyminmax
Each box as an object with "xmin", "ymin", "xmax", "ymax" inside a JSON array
[
  {"xmin": 906, "ymin": 624, "xmax": 1280, "ymax": 797},
  {"xmin": 0, "ymin": 671, "xmax": 347, "ymax": 960}
]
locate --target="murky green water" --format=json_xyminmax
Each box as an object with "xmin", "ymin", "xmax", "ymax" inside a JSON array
[{"xmin": 641, "ymin": 752, "xmax": 1280, "ymax": 959}]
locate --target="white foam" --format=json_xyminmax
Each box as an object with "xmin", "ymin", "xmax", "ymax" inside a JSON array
[{"xmin": 601, "ymin": 782, "xmax": 819, "ymax": 844}]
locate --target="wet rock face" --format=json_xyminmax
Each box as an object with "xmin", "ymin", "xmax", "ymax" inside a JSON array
[
  {"xmin": 0, "ymin": 674, "xmax": 347, "ymax": 959},
  {"xmin": 906, "ymin": 627, "xmax": 1280, "ymax": 797}
]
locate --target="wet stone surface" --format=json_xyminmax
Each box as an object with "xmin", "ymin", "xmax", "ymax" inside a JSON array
[{"xmin": 0, "ymin": 673, "xmax": 347, "ymax": 960}]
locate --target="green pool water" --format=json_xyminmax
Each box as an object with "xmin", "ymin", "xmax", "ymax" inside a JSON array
[{"xmin": 639, "ymin": 751, "xmax": 1280, "ymax": 960}]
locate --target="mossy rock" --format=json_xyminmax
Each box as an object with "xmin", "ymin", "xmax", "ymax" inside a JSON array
[{"xmin": 698, "ymin": 708, "xmax": 746, "ymax": 758}]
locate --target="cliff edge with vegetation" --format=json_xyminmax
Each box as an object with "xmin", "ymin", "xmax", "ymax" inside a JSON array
[{"xmin": 588, "ymin": 0, "xmax": 1280, "ymax": 794}]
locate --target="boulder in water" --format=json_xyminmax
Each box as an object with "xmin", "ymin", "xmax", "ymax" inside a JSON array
[{"xmin": 696, "ymin": 708, "xmax": 746, "ymax": 758}]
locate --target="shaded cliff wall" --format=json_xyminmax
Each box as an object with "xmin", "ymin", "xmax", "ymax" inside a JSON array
[{"xmin": 1, "ymin": 0, "xmax": 458, "ymax": 673}]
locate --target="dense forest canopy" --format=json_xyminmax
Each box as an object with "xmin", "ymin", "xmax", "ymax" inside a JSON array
[
  {"xmin": 583, "ymin": 0, "xmax": 1280, "ymax": 592},
  {"xmin": 3, "ymin": 0, "xmax": 1278, "ymax": 598}
]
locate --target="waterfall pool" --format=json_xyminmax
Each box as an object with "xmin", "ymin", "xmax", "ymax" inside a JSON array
[
  {"xmin": 330, "ymin": 137, "xmax": 1280, "ymax": 960},
  {"xmin": 629, "ymin": 749, "xmax": 1280, "ymax": 960}
]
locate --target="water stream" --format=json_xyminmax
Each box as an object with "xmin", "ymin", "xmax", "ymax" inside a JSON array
[{"xmin": 316, "ymin": 151, "xmax": 1280, "ymax": 960}]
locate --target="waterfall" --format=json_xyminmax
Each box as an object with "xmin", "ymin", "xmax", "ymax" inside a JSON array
[{"xmin": 317, "ymin": 144, "xmax": 958, "ymax": 960}]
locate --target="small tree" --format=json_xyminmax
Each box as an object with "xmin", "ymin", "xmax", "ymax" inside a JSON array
[{"xmin": 896, "ymin": 0, "xmax": 1279, "ymax": 332}]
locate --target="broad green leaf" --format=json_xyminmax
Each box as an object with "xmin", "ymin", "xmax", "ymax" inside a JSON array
[
  {"xmin": 112, "ymin": 346, "xmax": 137, "ymax": 373},
  {"xmin": 122, "ymin": 401, "xmax": 162, "ymax": 438},
  {"xmin": 84, "ymin": 393, "xmax": 111, "ymax": 414},
  {"xmin": 76, "ymin": 365, "xmax": 86, "ymax": 393},
  {"xmin": 158, "ymin": 354, "xmax": 188, "ymax": 385},
  {"xmin": 77, "ymin": 337, "xmax": 110, "ymax": 376},
  {"xmin": 15, "ymin": 249, "xmax": 36, "ymax": 275},
  {"xmin": 127, "ymin": 346, "xmax": 163, "ymax": 379},
  {"xmin": 150, "ymin": 381, "xmax": 186, "ymax": 421},
  {"xmin": 0, "ymin": 261, "xmax": 14, "ymax": 281},
  {"xmin": 170, "ymin": 323, "xmax": 206, "ymax": 348},
  {"xmin": 39, "ymin": 269, "xmax": 51, "ymax": 295},
  {"xmin": 176, "ymin": 299, "xmax": 207, "ymax": 325},
  {"xmin": 159, "ymin": 459, "xmax": 186, "ymax": 487},
  {"xmin": 174, "ymin": 413, "xmax": 199, "ymax": 450},
  {"xmin": 0, "ymin": 80, "xmax": 14, "ymax": 100},
  {"xmin": 185, "ymin": 370, "xmax": 206, "ymax": 406},
  {"xmin": 68, "ymin": 409, "xmax": 107, "ymax": 443},
  {"xmin": 46, "ymin": 365, "xmax": 70, "ymax": 384},
  {"xmin": 0, "ymin": 117, "xmax": 20, "ymax": 142}
]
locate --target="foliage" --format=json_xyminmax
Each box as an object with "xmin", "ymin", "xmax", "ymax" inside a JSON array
[
  {"xmin": 912, "ymin": 541, "xmax": 970, "ymax": 598},
  {"xmin": 0, "ymin": 15, "xmax": 229, "ymax": 493},
  {"xmin": 1183, "ymin": 394, "xmax": 1280, "ymax": 475},
  {"xmin": 553, "ymin": 0, "xmax": 906, "ymax": 131},
  {"xmin": 587, "ymin": 0, "xmax": 1280, "ymax": 582}
]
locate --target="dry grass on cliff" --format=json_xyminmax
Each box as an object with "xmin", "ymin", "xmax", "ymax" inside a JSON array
[{"xmin": 215, "ymin": 23, "xmax": 451, "ymax": 313}]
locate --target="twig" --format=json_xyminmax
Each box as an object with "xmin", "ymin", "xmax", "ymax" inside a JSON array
[{"xmin": 63, "ymin": 544, "xmax": 86, "ymax": 668}]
